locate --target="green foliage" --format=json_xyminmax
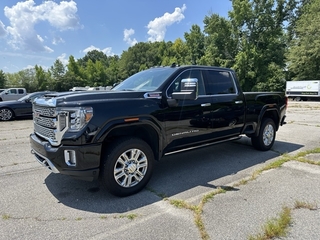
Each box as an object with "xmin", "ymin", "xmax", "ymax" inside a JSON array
[
  {"xmin": 228, "ymin": 0, "xmax": 290, "ymax": 91},
  {"xmin": 2, "ymin": 0, "xmax": 316, "ymax": 92},
  {"xmin": 35, "ymin": 65, "xmax": 50, "ymax": 91},
  {"xmin": 184, "ymin": 24, "xmax": 205, "ymax": 64},
  {"xmin": 202, "ymin": 14, "xmax": 236, "ymax": 67},
  {"xmin": 286, "ymin": 0, "xmax": 320, "ymax": 80},
  {"xmin": 0, "ymin": 70, "xmax": 6, "ymax": 88}
]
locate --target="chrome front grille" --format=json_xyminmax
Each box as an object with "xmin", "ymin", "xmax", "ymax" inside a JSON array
[
  {"xmin": 33, "ymin": 101, "xmax": 67, "ymax": 146},
  {"xmin": 34, "ymin": 123, "xmax": 56, "ymax": 142},
  {"xmin": 34, "ymin": 116, "xmax": 56, "ymax": 128},
  {"xmin": 33, "ymin": 105, "xmax": 56, "ymax": 117}
]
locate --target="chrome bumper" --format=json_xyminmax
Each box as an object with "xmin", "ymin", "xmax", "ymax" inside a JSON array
[{"xmin": 31, "ymin": 149, "xmax": 60, "ymax": 173}]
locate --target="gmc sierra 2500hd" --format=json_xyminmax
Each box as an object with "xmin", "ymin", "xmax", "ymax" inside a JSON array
[{"xmin": 30, "ymin": 65, "xmax": 287, "ymax": 197}]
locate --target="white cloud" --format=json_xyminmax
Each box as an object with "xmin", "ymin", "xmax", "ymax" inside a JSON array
[
  {"xmin": 52, "ymin": 36, "xmax": 65, "ymax": 45},
  {"xmin": 147, "ymin": 4, "xmax": 187, "ymax": 42},
  {"xmin": 123, "ymin": 28, "xmax": 138, "ymax": 46},
  {"xmin": 3, "ymin": 0, "xmax": 80, "ymax": 52},
  {"xmin": 57, "ymin": 53, "xmax": 69, "ymax": 65},
  {"xmin": 0, "ymin": 21, "xmax": 7, "ymax": 37},
  {"xmin": 82, "ymin": 45, "xmax": 115, "ymax": 56}
]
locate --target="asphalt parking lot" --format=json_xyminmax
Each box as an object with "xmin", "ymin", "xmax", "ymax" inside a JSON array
[{"xmin": 0, "ymin": 101, "xmax": 320, "ymax": 240}]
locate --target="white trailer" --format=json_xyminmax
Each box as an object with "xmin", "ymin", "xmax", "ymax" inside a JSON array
[{"xmin": 286, "ymin": 80, "xmax": 320, "ymax": 101}]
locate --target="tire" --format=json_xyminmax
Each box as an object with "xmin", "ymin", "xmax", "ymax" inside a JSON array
[
  {"xmin": 251, "ymin": 118, "xmax": 276, "ymax": 151},
  {"xmin": 0, "ymin": 108, "xmax": 14, "ymax": 121},
  {"xmin": 99, "ymin": 137, "xmax": 154, "ymax": 197}
]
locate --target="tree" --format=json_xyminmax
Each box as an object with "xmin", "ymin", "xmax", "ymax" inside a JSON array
[
  {"xmin": 184, "ymin": 24, "xmax": 205, "ymax": 64},
  {"xmin": 78, "ymin": 50, "xmax": 109, "ymax": 68},
  {"xmin": 64, "ymin": 55, "xmax": 86, "ymax": 90},
  {"xmin": 35, "ymin": 65, "xmax": 49, "ymax": 91},
  {"xmin": 170, "ymin": 38, "xmax": 188, "ymax": 65},
  {"xmin": 228, "ymin": 0, "xmax": 290, "ymax": 91},
  {"xmin": 202, "ymin": 14, "xmax": 237, "ymax": 67},
  {"xmin": 286, "ymin": 0, "xmax": 320, "ymax": 80},
  {"xmin": 106, "ymin": 55, "xmax": 120, "ymax": 86},
  {"xmin": 84, "ymin": 59, "xmax": 108, "ymax": 86},
  {"xmin": 0, "ymin": 70, "xmax": 6, "ymax": 88},
  {"xmin": 49, "ymin": 59, "xmax": 66, "ymax": 91}
]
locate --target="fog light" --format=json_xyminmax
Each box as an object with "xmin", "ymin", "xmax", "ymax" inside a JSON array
[{"xmin": 64, "ymin": 150, "xmax": 76, "ymax": 166}]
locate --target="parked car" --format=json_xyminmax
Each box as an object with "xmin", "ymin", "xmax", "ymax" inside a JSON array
[
  {"xmin": 0, "ymin": 89, "xmax": 5, "ymax": 93},
  {"xmin": 0, "ymin": 91, "xmax": 55, "ymax": 121},
  {"xmin": 0, "ymin": 88, "xmax": 27, "ymax": 101}
]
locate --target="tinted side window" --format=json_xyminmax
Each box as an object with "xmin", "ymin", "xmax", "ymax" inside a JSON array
[
  {"xmin": 167, "ymin": 69, "xmax": 206, "ymax": 97},
  {"xmin": 9, "ymin": 89, "xmax": 17, "ymax": 94},
  {"xmin": 18, "ymin": 89, "xmax": 24, "ymax": 94},
  {"xmin": 205, "ymin": 70, "xmax": 236, "ymax": 95}
]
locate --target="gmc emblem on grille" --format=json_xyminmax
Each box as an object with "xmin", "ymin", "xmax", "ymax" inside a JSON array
[{"xmin": 34, "ymin": 110, "xmax": 41, "ymax": 118}]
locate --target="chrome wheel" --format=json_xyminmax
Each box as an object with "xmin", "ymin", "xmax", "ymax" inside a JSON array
[
  {"xmin": 262, "ymin": 123, "xmax": 274, "ymax": 146},
  {"xmin": 251, "ymin": 118, "xmax": 276, "ymax": 151},
  {"xmin": 100, "ymin": 137, "xmax": 154, "ymax": 197},
  {"xmin": 0, "ymin": 108, "xmax": 13, "ymax": 121},
  {"xmin": 114, "ymin": 148, "xmax": 148, "ymax": 188}
]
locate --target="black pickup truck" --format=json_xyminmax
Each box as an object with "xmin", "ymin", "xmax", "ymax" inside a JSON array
[{"xmin": 30, "ymin": 65, "xmax": 287, "ymax": 197}]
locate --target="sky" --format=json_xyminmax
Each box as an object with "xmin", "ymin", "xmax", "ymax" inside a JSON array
[{"xmin": 0, "ymin": 0, "xmax": 232, "ymax": 73}]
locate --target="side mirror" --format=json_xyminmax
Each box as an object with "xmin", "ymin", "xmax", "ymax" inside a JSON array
[{"xmin": 171, "ymin": 78, "xmax": 198, "ymax": 100}]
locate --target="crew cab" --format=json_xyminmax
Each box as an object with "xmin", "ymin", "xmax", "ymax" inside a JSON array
[
  {"xmin": 0, "ymin": 88, "xmax": 27, "ymax": 101},
  {"xmin": 30, "ymin": 65, "xmax": 287, "ymax": 197}
]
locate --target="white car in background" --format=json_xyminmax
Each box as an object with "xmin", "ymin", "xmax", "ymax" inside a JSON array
[{"xmin": 0, "ymin": 88, "xmax": 27, "ymax": 101}]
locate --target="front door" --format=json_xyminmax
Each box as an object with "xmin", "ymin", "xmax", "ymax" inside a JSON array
[{"xmin": 164, "ymin": 69, "xmax": 215, "ymax": 152}]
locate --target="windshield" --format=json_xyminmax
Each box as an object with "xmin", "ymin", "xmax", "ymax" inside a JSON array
[
  {"xmin": 18, "ymin": 92, "xmax": 44, "ymax": 102},
  {"xmin": 112, "ymin": 67, "xmax": 177, "ymax": 91}
]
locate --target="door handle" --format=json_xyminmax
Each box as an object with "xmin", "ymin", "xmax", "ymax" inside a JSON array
[
  {"xmin": 201, "ymin": 103, "xmax": 211, "ymax": 107},
  {"xmin": 235, "ymin": 101, "xmax": 243, "ymax": 104}
]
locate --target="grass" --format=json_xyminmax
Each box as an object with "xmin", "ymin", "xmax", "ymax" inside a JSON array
[
  {"xmin": 249, "ymin": 200, "xmax": 318, "ymax": 240},
  {"xmin": 118, "ymin": 213, "xmax": 138, "ymax": 220},
  {"xmin": 294, "ymin": 200, "xmax": 318, "ymax": 210},
  {"xmin": 2, "ymin": 214, "xmax": 10, "ymax": 220},
  {"xmin": 248, "ymin": 206, "xmax": 292, "ymax": 240}
]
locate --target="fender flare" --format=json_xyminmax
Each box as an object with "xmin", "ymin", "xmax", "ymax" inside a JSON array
[{"xmin": 93, "ymin": 117, "xmax": 164, "ymax": 161}]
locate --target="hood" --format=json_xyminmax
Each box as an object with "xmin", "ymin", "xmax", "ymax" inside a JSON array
[{"xmin": 35, "ymin": 90, "xmax": 162, "ymax": 107}]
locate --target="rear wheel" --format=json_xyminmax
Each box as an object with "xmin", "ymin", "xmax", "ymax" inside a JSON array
[
  {"xmin": 100, "ymin": 137, "xmax": 154, "ymax": 197},
  {"xmin": 251, "ymin": 118, "xmax": 276, "ymax": 151},
  {"xmin": 0, "ymin": 108, "xmax": 14, "ymax": 121}
]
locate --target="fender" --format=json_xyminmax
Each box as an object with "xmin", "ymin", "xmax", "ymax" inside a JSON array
[
  {"xmin": 254, "ymin": 104, "xmax": 280, "ymax": 137},
  {"xmin": 93, "ymin": 116, "xmax": 164, "ymax": 161}
]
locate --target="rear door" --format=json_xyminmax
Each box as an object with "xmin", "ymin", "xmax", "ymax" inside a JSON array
[{"xmin": 203, "ymin": 69, "xmax": 245, "ymax": 139}]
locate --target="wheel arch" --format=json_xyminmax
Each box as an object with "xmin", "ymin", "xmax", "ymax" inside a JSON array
[
  {"xmin": 100, "ymin": 122, "xmax": 161, "ymax": 162},
  {"xmin": 254, "ymin": 107, "xmax": 280, "ymax": 137}
]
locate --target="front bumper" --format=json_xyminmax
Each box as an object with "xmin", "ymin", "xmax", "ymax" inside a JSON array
[{"xmin": 30, "ymin": 133, "xmax": 101, "ymax": 181}]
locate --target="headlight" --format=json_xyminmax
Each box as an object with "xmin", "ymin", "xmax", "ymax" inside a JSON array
[
  {"xmin": 69, "ymin": 107, "xmax": 93, "ymax": 131},
  {"xmin": 56, "ymin": 107, "xmax": 93, "ymax": 132}
]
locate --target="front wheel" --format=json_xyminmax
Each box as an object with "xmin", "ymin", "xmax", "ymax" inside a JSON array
[
  {"xmin": 99, "ymin": 137, "xmax": 154, "ymax": 197},
  {"xmin": 0, "ymin": 108, "xmax": 14, "ymax": 121},
  {"xmin": 251, "ymin": 118, "xmax": 276, "ymax": 151}
]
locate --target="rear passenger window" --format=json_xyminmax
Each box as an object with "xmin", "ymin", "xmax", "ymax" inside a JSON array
[
  {"xmin": 18, "ymin": 89, "xmax": 24, "ymax": 94},
  {"xmin": 205, "ymin": 70, "xmax": 236, "ymax": 95}
]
